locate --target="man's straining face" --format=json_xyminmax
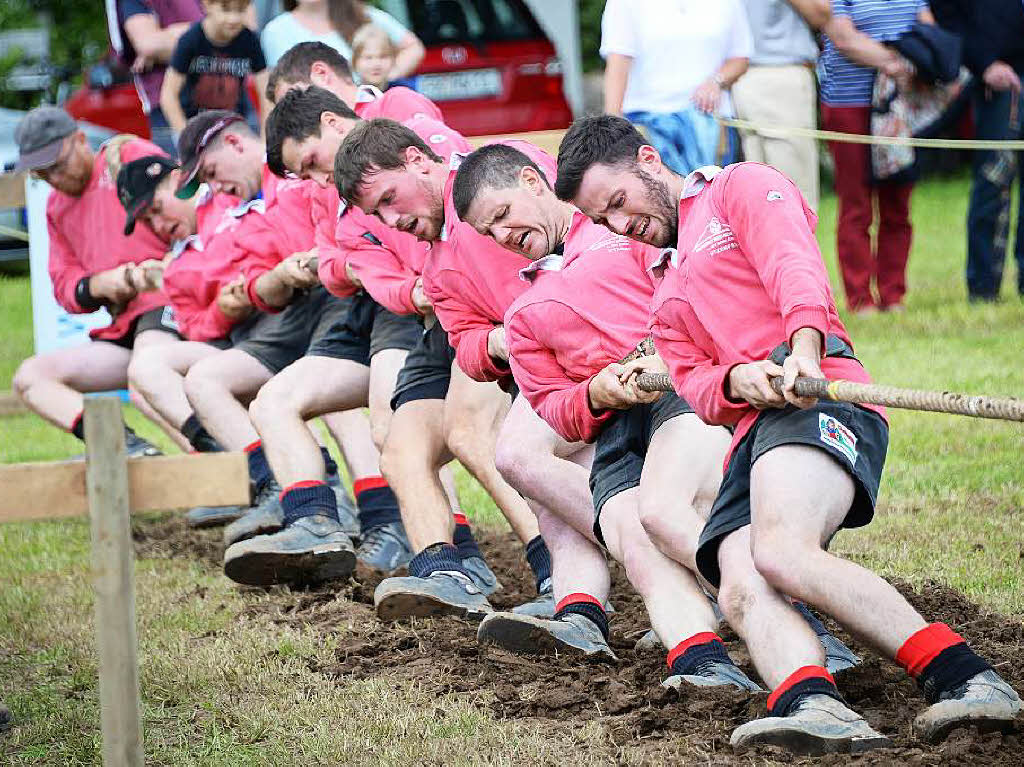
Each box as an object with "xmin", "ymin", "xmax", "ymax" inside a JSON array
[
  {"xmin": 280, "ymin": 114, "xmax": 356, "ymax": 187},
  {"xmin": 462, "ymin": 168, "xmax": 561, "ymax": 259},
  {"xmin": 196, "ymin": 135, "xmax": 263, "ymax": 199},
  {"xmin": 142, "ymin": 174, "xmax": 198, "ymax": 243},
  {"xmin": 572, "ymin": 162, "xmax": 678, "ymax": 248},
  {"xmin": 355, "ymin": 161, "xmax": 445, "ymax": 242}
]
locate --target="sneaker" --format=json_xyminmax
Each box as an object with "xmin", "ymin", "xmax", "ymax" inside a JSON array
[
  {"xmin": 634, "ymin": 628, "xmax": 662, "ymax": 653},
  {"xmin": 357, "ymin": 522, "xmax": 413, "ymax": 573},
  {"xmin": 124, "ymin": 428, "xmax": 162, "ymax": 458},
  {"xmin": 511, "ymin": 577, "xmax": 554, "ymax": 618},
  {"xmin": 185, "ymin": 505, "xmax": 245, "ymax": 529},
  {"xmin": 477, "ymin": 612, "xmax": 617, "ymax": 659},
  {"xmin": 663, "ymin": 661, "xmax": 763, "ymax": 693},
  {"xmin": 913, "ymin": 670, "xmax": 1022, "ymax": 742},
  {"xmin": 821, "ymin": 632, "xmax": 860, "ymax": 674},
  {"xmin": 223, "ymin": 514, "xmax": 356, "ymax": 587},
  {"xmin": 460, "ymin": 555, "xmax": 501, "ymax": 596},
  {"xmin": 326, "ymin": 472, "xmax": 360, "ymax": 540},
  {"xmin": 223, "ymin": 481, "xmax": 283, "ymax": 546},
  {"xmin": 374, "ymin": 570, "xmax": 492, "ymax": 621},
  {"xmin": 730, "ymin": 695, "xmax": 892, "ymax": 755}
]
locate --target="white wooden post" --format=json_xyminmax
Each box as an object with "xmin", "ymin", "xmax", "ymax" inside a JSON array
[{"xmin": 84, "ymin": 397, "xmax": 144, "ymax": 767}]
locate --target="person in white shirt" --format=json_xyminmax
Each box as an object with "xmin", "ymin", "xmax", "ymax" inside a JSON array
[{"xmin": 600, "ymin": 0, "xmax": 752, "ymax": 174}]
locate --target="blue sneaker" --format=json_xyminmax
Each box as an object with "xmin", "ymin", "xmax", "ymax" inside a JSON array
[
  {"xmin": 477, "ymin": 611, "xmax": 616, "ymax": 659},
  {"xmin": 375, "ymin": 571, "xmax": 492, "ymax": 621},
  {"xmin": 223, "ymin": 514, "xmax": 356, "ymax": 587},
  {"xmin": 185, "ymin": 505, "xmax": 244, "ymax": 528},
  {"xmin": 460, "ymin": 555, "xmax": 501, "ymax": 596},
  {"xmin": 223, "ymin": 481, "xmax": 283, "ymax": 546},
  {"xmin": 663, "ymin": 661, "xmax": 763, "ymax": 693},
  {"xmin": 511, "ymin": 577, "xmax": 554, "ymax": 618},
  {"xmin": 731, "ymin": 695, "xmax": 891, "ymax": 755},
  {"xmin": 357, "ymin": 522, "xmax": 413, "ymax": 573},
  {"xmin": 124, "ymin": 428, "xmax": 162, "ymax": 458},
  {"xmin": 326, "ymin": 472, "xmax": 360, "ymax": 540},
  {"xmin": 913, "ymin": 670, "xmax": 1022, "ymax": 743}
]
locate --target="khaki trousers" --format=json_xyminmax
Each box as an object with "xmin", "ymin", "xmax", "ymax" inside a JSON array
[{"xmin": 732, "ymin": 64, "xmax": 820, "ymax": 209}]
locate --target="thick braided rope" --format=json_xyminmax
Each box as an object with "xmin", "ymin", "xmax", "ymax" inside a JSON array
[{"xmin": 635, "ymin": 373, "xmax": 1024, "ymax": 423}]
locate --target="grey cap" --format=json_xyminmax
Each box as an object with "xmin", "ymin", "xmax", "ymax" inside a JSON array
[{"xmin": 14, "ymin": 106, "xmax": 77, "ymax": 172}]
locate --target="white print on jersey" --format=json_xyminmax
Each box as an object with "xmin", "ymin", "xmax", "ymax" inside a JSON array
[{"xmin": 693, "ymin": 217, "xmax": 737, "ymax": 256}]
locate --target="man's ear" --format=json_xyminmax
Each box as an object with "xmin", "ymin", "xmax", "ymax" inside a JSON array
[
  {"xmin": 309, "ymin": 62, "xmax": 330, "ymax": 87},
  {"xmin": 636, "ymin": 144, "xmax": 664, "ymax": 174},
  {"xmin": 519, "ymin": 164, "xmax": 545, "ymax": 195},
  {"xmin": 223, "ymin": 132, "xmax": 245, "ymax": 154},
  {"xmin": 404, "ymin": 145, "xmax": 428, "ymax": 172}
]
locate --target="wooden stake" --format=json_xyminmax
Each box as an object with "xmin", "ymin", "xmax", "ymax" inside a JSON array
[{"xmin": 84, "ymin": 397, "xmax": 144, "ymax": 767}]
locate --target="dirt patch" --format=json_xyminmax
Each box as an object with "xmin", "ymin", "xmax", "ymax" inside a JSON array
[{"xmin": 133, "ymin": 516, "xmax": 1023, "ymax": 765}]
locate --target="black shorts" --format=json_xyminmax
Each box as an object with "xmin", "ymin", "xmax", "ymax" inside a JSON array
[
  {"xmin": 695, "ymin": 401, "xmax": 889, "ymax": 588},
  {"xmin": 307, "ymin": 291, "xmax": 422, "ymax": 365},
  {"xmin": 589, "ymin": 392, "xmax": 694, "ymax": 545},
  {"xmin": 390, "ymin": 320, "xmax": 455, "ymax": 411},
  {"xmin": 233, "ymin": 287, "xmax": 351, "ymax": 374},
  {"xmin": 109, "ymin": 306, "xmax": 181, "ymax": 349}
]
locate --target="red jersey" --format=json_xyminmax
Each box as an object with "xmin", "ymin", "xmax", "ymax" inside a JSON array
[{"xmin": 353, "ymin": 85, "xmax": 442, "ymax": 122}]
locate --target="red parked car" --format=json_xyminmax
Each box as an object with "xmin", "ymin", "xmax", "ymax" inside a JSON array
[{"xmin": 65, "ymin": 0, "xmax": 571, "ymax": 138}]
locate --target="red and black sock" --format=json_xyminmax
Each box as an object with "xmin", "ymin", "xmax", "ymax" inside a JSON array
[
  {"xmin": 524, "ymin": 535, "xmax": 552, "ymax": 593},
  {"xmin": 69, "ymin": 412, "xmax": 85, "ymax": 441},
  {"xmin": 244, "ymin": 440, "xmax": 273, "ymax": 495},
  {"xmin": 452, "ymin": 512, "xmax": 483, "ymax": 560},
  {"xmin": 179, "ymin": 413, "xmax": 221, "ymax": 453},
  {"xmin": 408, "ymin": 542, "xmax": 472, "ymax": 579},
  {"xmin": 896, "ymin": 623, "xmax": 991, "ymax": 703},
  {"xmin": 666, "ymin": 632, "xmax": 732, "ymax": 677},
  {"xmin": 279, "ymin": 480, "xmax": 338, "ymax": 525},
  {"xmin": 553, "ymin": 593, "xmax": 608, "ymax": 640},
  {"xmin": 353, "ymin": 476, "xmax": 401, "ymax": 532},
  {"xmin": 319, "ymin": 447, "xmax": 339, "ymax": 479},
  {"xmin": 767, "ymin": 666, "xmax": 844, "ymax": 717}
]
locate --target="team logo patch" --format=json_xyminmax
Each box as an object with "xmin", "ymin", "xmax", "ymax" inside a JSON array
[
  {"xmin": 146, "ymin": 162, "xmax": 164, "ymax": 177},
  {"xmin": 819, "ymin": 413, "xmax": 858, "ymax": 465},
  {"xmin": 429, "ymin": 133, "xmax": 448, "ymax": 144},
  {"xmin": 767, "ymin": 190, "xmax": 783, "ymax": 202}
]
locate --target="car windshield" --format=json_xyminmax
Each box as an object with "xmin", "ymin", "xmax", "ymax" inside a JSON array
[{"xmin": 375, "ymin": 0, "xmax": 543, "ymax": 45}]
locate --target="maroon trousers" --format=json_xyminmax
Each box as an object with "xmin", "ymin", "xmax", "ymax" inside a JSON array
[{"xmin": 821, "ymin": 104, "xmax": 914, "ymax": 310}]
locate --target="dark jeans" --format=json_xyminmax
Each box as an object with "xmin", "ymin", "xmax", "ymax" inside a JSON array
[{"xmin": 967, "ymin": 83, "xmax": 1024, "ymax": 299}]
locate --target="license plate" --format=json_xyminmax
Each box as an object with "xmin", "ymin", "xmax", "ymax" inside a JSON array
[{"xmin": 416, "ymin": 68, "xmax": 502, "ymax": 101}]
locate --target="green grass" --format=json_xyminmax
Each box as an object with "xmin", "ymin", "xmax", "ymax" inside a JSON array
[{"xmin": 1, "ymin": 173, "xmax": 1022, "ymax": 763}]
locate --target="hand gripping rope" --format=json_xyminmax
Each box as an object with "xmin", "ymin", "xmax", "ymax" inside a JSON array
[{"xmin": 633, "ymin": 372, "xmax": 1024, "ymax": 423}]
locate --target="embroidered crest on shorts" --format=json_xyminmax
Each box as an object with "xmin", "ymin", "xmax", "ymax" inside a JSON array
[{"xmin": 819, "ymin": 413, "xmax": 858, "ymax": 465}]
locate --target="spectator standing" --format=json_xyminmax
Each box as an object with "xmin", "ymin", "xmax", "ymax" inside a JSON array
[
  {"xmin": 931, "ymin": 0, "xmax": 1024, "ymax": 302},
  {"xmin": 110, "ymin": 0, "xmax": 204, "ymax": 155},
  {"xmin": 732, "ymin": 1, "xmax": 829, "ymax": 208},
  {"xmin": 600, "ymin": 0, "xmax": 752, "ymax": 175},
  {"xmin": 821, "ymin": 1, "xmax": 934, "ymax": 314},
  {"xmin": 260, "ymin": 0, "xmax": 424, "ymax": 73},
  {"xmin": 351, "ymin": 23, "xmax": 396, "ymax": 91},
  {"xmin": 160, "ymin": 0, "xmax": 270, "ymax": 137}
]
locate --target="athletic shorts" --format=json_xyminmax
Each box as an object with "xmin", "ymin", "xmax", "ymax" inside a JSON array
[
  {"xmin": 695, "ymin": 401, "xmax": 889, "ymax": 588},
  {"xmin": 589, "ymin": 392, "xmax": 693, "ymax": 545},
  {"xmin": 109, "ymin": 306, "xmax": 181, "ymax": 349},
  {"xmin": 233, "ymin": 287, "xmax": 351, "ymax": 374},
  {"xmin": 390, "ymin": 320, "xmax": 455, "ymax": 411},
  {"xmin": 307, "ymin": 291, "xmax": 422, "ymax": 365}
]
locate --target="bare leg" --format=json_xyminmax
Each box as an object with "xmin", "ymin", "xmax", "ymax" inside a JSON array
[
  {"xmin": 249, "ymin": 356, "xmax": 370, "ymax": 488},
  {"xmin": 443, "ymin": 365, "xmax": 539, "ymax": 545},
  {"xmin": 749, "ymin": 445, "xmax": 926, "ymax": 659},
  {"xmin": 128, "ymin": 336, "xmax": 220, "ymax": 452},
  {"xmin": 602, "ymin": 487, "xmax": 719, "ymax": 648},
  {"xmin": 322, "ymin": 410, "xmax": 378, "ymax": 480},
  {"xmin": 380, "ymin": 399, "xmax": 455, "ymax": 551},
  {"xmin": 532, "ymin": 502, "xmax": 609, "ymax": 605},
  {"xmin": 184, "ymin": 349, "xmax": 273, "ymax": 450},
  {"xmin": 638, "ymin": 414, "xmax": 731, "ymax": 572},
  {"xmin": 13, "ymin": 341, "xmax": 131, "ymax": 430}
]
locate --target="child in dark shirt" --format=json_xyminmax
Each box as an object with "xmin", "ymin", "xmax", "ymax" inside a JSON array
[{"xmin": 160, "ymin": 0, "xmax": 269, "ymax": 137}]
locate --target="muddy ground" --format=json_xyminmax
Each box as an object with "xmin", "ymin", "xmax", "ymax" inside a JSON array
[{"xmin": 135, "ymin": 515, "xmax": 1024, "ymax": 765}]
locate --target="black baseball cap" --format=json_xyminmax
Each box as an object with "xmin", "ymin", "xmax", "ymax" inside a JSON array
[
  {"xmin": 14, "ymin": 106, "xmax": 77, "ymax": 172},
  {"xmin": 117, "ymin": 155, "xmax": 178, "ymax": 235},
  {"xmin": 175, "ymin": 110, "xmax": 245, "ymax": 199}
]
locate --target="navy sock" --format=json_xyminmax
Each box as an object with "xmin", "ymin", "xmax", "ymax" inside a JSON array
[
  {"xmin": 70, "ymin": 412, "xmax": 85, "ymax": 441},
  {"xmin": 917, "ymin": 644, "xmax": 991, "ymax": 703},
  {"xmin": 667, "ymin": 633, "xmax": 732, "ymax": 676},
  {"xmin": 180, "ymin": 414, "xmax": 221, "ymax": 452},
  {"xmin": 452, "ymin": 513, "xmax": 483, "ymax": 560},
  {"xmin": 320, "ymin": 447, "xmax": 339, "ymax": 479},
  {"xmin": 408, "ymin": 543, "xmax": 471, "ymax": 579},
  {"xmin": 524, "ymin": 535, "xmax": 552, "ymax": 593},
  {"xmin": 245, "ymin": 441, "xmax": 273, "ymax": 495},
  {"xmin": 353, "ymin": 476, "xmax": 401, "ymax": 531},
  {"xmin": 553, "ymin": 594, "xmax": 608, "ymax": 640},
  {"xmin": 279, "ymin": 481, "xmax": 337, "ymax": 525},
  {"xmin": 768, "ymin": 666, "xmax": 844, "ymax": 717}
]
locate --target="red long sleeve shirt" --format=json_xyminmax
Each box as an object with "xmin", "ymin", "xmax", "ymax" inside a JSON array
[
  {"xmin": 46, "ymin": 138, "xmax": 170, "ymax": 340},
  {"xmin": 506, "ymin": 214, "xmax": 663, "ymax": 443},
  {"xmin": 353, "ymin": 85, "xmax": 442, "ymax": 122},
  {"xmin": 649, "ymin": 163, "xmax": 885, "ymax": 466},
  {"xmin": 424, "ymin": 140, "xmax": 559, "ymax": 385}
]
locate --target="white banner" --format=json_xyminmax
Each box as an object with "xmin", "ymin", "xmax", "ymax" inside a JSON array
[{"xmin": 26, "ymin": 176, "xmax": 112, "ymax": 354}]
